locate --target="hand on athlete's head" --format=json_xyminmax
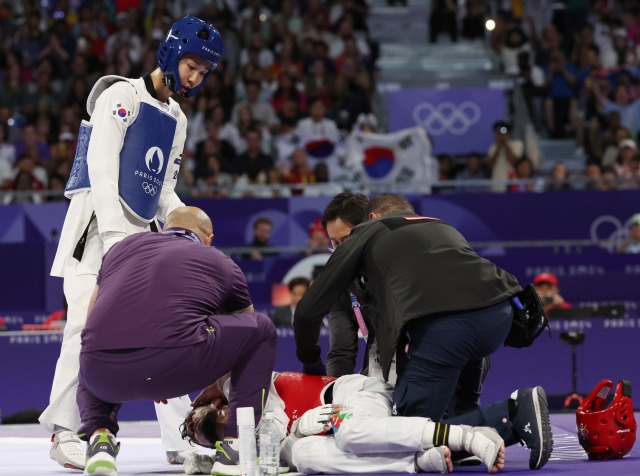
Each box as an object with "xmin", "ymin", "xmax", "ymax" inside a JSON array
[{"xmin": 181, "ymin": 402, "xmax": 227, "ymax": 448}]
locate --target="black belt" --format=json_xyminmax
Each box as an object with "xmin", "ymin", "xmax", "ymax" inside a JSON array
[
  {"xmin": 72, "ymin": 213, "xmax": 160, "ymax": 262},
  {"xmin": 73, "ymin": 212, "xmax": 96, "ymax": 261}
]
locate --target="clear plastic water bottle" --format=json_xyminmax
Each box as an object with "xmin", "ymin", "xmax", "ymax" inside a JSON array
[
  {"xmin": 237, "ymin": 407, "xmax": 258, "ymax": 476},
  {"xmin": 258, "ymin": 411, "xmax": 280, "ymax": 476}
]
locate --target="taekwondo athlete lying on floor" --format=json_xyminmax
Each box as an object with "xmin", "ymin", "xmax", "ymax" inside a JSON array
[{"xmin": 180, "ymin": 372, "xmax": 505, "ymax": 474}]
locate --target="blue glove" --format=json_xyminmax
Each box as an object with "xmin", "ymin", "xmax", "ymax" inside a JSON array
[{"xmin": 302, "ymin": 361, "xmax": 326, "ymax": 376}]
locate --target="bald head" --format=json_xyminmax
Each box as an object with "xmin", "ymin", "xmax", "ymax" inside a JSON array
[{"xmin": 163, "ymin": 206, "xmax": 214, "ymax": 244}]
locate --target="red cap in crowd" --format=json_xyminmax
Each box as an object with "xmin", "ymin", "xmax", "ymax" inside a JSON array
[
  {"xmin": 533, "ymin": 272, "xmax": 558, "ymax": 286},
  {"xmin": 308, "ymin": 219, "xmax": 325, "ymax": 237}
]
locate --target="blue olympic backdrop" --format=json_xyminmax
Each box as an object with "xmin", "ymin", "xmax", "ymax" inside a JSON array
[
  {"xmin": 0, "ymin": 191, "xmax": 639, "ymax": 326},
  {"xmin": 2, "ymin": 317, "xmax": 640, "ymax": 420},
  {"xmin": 2, "ymin": 191, "xmax": 640, "ymax": 421},
  {"xmin": 387, "ymin": 87, "xmax": 505, "ymax": 155}
]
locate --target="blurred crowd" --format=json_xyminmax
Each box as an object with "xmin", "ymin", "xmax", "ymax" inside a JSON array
[
  {"xmin": 479, "ymin": 0, "xmax": 640, "ymax": 191},
  {"xmin": 2, "ymin": 0, "xmax": 640, "ymax": 204},
  {"xmin": 0, "ymin": 0, "xmax": 377, "ymax": 203}
]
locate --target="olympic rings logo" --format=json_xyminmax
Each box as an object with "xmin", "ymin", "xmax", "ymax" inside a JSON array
[
  {"xmin": 590, "ymin": 215, "xmax": 632, "ymax": 252},
  {"xmin": 412, "ymin": 101, "xmax": 481, "ymax": 136},
  {"xmin": 142, "ymin": 182, "xmax": 157, "ymax": 196}
]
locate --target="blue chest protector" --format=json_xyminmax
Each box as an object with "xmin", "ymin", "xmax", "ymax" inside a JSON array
[
  {"xmin": 65, "ymin": 102, "xmax": 176, "ymax": 222},
  {"xmin": 118, "ymin": 102, "xmax": 175, "ymax": 221},
  {"xmin": 64, "ymin": 120, "xmax": 93, "ymax": 196}
]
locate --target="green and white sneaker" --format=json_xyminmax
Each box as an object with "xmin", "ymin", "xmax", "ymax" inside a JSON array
[
  {"xmin": 84, "ymin": 431, "xmax": 120, "ymax": 476},
  {"xmin": 211, "ymin": 440, "xmax": 241, "ymax": 475}
]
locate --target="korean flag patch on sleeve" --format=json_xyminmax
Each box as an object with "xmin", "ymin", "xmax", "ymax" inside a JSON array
[{"xmin": 112, "ymin": 103, "xmax": 131, "ymax": 124}]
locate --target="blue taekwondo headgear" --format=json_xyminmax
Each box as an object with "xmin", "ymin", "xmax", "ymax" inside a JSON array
[{"xmin": 156, "ymin": 15, "xmax": 222, "ymax": 98}]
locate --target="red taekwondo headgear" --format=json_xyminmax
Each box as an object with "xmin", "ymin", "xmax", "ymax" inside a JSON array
[{"xmin": 576, "ymin": 379, "xmax": 637, "ymax": 460}]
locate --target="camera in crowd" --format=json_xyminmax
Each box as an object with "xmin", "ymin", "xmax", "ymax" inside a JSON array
[{"xmin": 493, "ymin": 120, "xmax": 511, "ymax": 135}]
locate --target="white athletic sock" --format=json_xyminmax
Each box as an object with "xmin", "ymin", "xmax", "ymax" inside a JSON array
[{"xmin": 421, "ymin": 421, "xmax": 468, "ymax": 451}]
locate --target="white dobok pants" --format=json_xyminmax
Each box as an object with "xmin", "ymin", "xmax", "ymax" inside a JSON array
[{"xmin": 289, "ymin": 374, "xmax": 430, "ymax": 474}]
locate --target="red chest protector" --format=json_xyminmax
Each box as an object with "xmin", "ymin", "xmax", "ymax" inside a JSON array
[{"xmin": 274, "ymin": 372, "xmax": 337, "ymax": 433}]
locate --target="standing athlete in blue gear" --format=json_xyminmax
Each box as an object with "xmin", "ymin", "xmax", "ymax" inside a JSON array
[
  {"xmin": 40, "ymin": 16, "xmax": 223, "ymax": 470},
  {"xmin": 77, "ymin": 206, "xmax": 277, "ymax": 476}
]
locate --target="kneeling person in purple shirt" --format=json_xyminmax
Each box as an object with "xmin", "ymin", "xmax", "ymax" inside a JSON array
[{"xmin": 77, "ymin": 206, "xmax": 276, "ymax": 475}]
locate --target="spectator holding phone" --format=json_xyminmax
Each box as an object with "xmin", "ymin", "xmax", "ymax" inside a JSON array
[
  {"xmin": 487, "ymin": 120, "xmax": 524, "ymax": 193},
  {"xmin": 533, "ymin": 272, "xmax": 571, "ymax": 316}
]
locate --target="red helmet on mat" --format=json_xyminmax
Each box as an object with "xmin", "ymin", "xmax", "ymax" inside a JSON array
[{"xmin": 576, "ymin": 379, "xmax": 637, "ymax": 460}]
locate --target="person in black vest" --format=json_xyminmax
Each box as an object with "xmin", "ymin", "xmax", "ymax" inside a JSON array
[{"xmin": 294, "ymin": 193, "xmax": 553, "ymax": 470}]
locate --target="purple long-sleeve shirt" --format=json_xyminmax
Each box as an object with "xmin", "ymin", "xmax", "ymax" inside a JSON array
[{"xmin": 82, "ymin": 231, "xmax": 252, "ymax": 352}]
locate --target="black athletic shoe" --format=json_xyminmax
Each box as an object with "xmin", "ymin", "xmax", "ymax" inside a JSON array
[{"xmin": 511, "ymin": 386, "xmax": 553, "ymax": 469}]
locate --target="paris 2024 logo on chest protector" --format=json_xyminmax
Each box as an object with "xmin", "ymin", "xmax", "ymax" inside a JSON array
[
  {"xmin": 120, "ymin": 102, "xmax": 176, "ymax": 220},
  {"xmin": 140, "ymin": 147, "xmax": 165, "ymax": 196}
]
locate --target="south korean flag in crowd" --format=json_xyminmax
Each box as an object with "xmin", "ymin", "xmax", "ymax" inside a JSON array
[
  {"xmin": 346, "ymin": 126, "xmax": 436, "ymax": 193},
  {"xmin": 293, "ymin": 116, "xmax": 346, "ymax": 180}
]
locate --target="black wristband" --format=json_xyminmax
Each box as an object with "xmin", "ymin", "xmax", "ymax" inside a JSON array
[{"xmin": 433, "ymin": 422, "xmax": 450, "ymax": 447}]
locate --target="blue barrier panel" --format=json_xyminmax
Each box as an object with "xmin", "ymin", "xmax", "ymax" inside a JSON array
[
  {"xmin": 1, "ymin": 318, "xmax": 637, "ymax": 421},
  {"xmin": 1, "ymin": 245, "xmax": 637, "ymax": 318},
  {"xmin": 1, "ymin": 191, "xmax": 639, "ymax": 316},
  {"xmin": 2, "ymin": 191, "xmax": 639, "ymax": 246},
  {"xmin": 0, "ymin": 244, "xmax": 45, "ymax": 310}
]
